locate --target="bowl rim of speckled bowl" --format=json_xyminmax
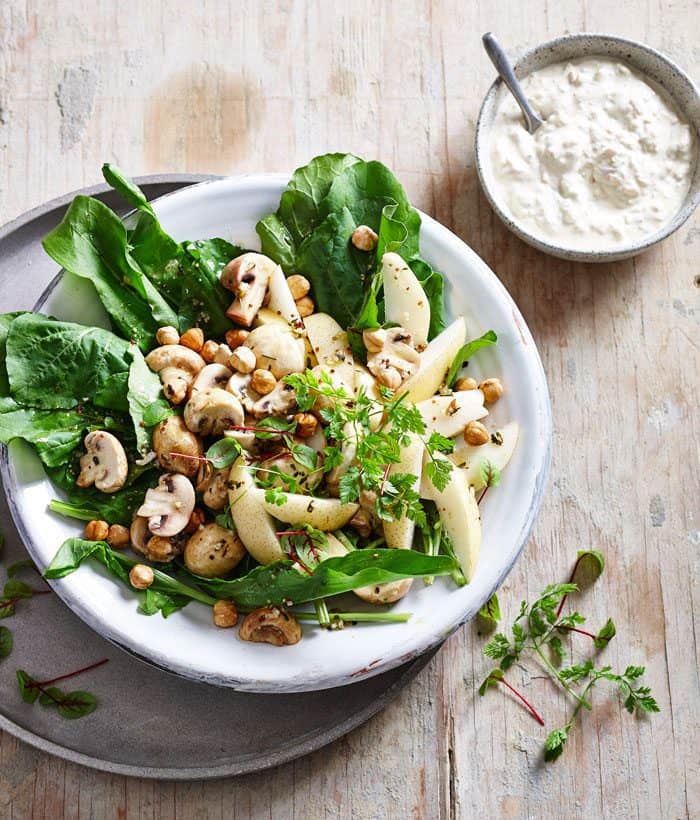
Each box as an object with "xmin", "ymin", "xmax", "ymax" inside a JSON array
[{"xmin": 474, "ymin": 32, "xmax": 700, "ymax": 263}]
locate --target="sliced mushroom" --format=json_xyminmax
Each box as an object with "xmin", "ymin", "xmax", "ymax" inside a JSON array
[
  {"xmin": 184, "ymin": 388, "xmax": 244, "ymax": 436},
  {"xmin": 244, "ymin": 324, "xmax": 306, "ymax": 379},
  {"xmin": 76, "ymin": 431, "xmax": 128, "ymax": 493},
  {"xmin": 364, "ymin": 327, "xmax": 420, "ymax": 390},
  {"xmin": 226, "ymin": 371, "xmax": 261, "ymax": 415},
  {"xmin": 151, "ymin": 415, "xmax": 203, "ymax": 478},
  {"xmin": 129, "ymin": 516, "xmax": 186, "ymax": 562},
  {"xmin": 196, "ymin": 463, "xmax": 230, "ymax": 510},
  {"xmin": 145, "ymin": 345, "xmax": 206, "ymax": 404},
  {"xmin": 191, "ymin": 363, "xmax": 233, "ymax": 394},
  {"xmin": 221, "ymin": 253, "xmax": 277, "ymax": 326},
  {"xmin": 183, "ymin": 523, "xmax": 246, "ymax": 577},
  {"xmin": 239, "ymin": 607, "xmax": 302, "ymax": 646},
  {"xmin": 136, "ymin": 473, "xmax": 195, "ymax": 537},
  {"xmin": 353, "ymin": 578, "xmax": 413, "ymax": 605},
  {"xmin": 252, "ymin": 380, "xmax": 297, "ymax": 419}
]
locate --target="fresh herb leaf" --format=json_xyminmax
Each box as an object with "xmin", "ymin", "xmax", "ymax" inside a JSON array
[
  {"xmin": 478, "ymin": 593, "xmax": 501, "ymax": 624},
  {"xmin": 206, "ymin": 437, "xmax": 242, "ymax": 469},
  {"xmin": 594, "ymin": 618, "xmax": 616, "ymax": 649},
  {"xmin": 0, "ymin": 626, "xmax": 13, "ymax": 657},
  {"xmin": 445, "ymin": 330, "xmax": 498, "ymax": 388},
  {"xmin": 478, "ymin": 459, "xmax": 502, "ymax": 489}
]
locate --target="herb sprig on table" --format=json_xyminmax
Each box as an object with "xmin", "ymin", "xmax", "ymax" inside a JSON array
[{"xmin": 478, "ymin": 550, "xmax": 659, "ymax": 761}]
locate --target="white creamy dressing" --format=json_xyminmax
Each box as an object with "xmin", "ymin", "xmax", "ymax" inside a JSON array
[{"xmin": 487, "ymin": 58, "xmax": 696, "ymax": 250}]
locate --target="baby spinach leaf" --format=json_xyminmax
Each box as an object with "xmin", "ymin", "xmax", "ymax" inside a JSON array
[
  {"xmin": 101, "ymin": 163, "xmax": 155, "ymax": 216},
  {"xmin": 42, "ymin": 196, "xmax": 177, "ymax": 349},
  {"xmin": 0, "ymin": 312, "xmax": 26, "ymax": 396},
  {"xmin": 445, "ymin": 330, "xmax": 498, "ymax": 388},
  {"xmin": 0, "ymin": 406, "xmax": 102, "ymax": 467},
  {"xmin": 46, "ymin": 462, "xmax": 156, "ymax": 526},
  {"xmin": 192, "ymin": 549, "xmax": 457, "ymax": 609},
  {"xmin": 296, "ymin": 207, "xmax": 366, "ymax": 329},
  {"xmin": 5, "ymin": 314, "xmax": 132, "ymax": 411},
  {"xmin": 126, "ymin": 346, "xmax": 170, "ymax": 456},
  {"xmin": 178, "ymin": 239, "xmax": 246, "ymax": 336}
]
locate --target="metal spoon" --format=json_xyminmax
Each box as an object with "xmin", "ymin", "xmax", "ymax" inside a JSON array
[{"xmin": 482, "ymin": 32, "xmax": 543, "ymax": 134}]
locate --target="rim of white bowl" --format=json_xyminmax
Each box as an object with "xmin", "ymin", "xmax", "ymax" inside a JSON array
[
  {"xmin": 0, "ymin": 173, "xmax": 552, "ymax": 691},
  {"xmin": 475, "ymin": 33, "xmax": 700, "ymax": 262}
]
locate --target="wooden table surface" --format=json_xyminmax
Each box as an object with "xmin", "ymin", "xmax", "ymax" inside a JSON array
[{"xmin": 1, "ymin": 1, "xmax": 698, "ymax": 817}]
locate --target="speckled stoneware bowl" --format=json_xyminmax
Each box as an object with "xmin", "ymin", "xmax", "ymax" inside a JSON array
[
  {"xmin": 1, "ymin": 174, "xmax": 551, "ymax": 692},
  {"xmin": 475, "ymin": 33, "xmax": 700, "ymax": 262}
]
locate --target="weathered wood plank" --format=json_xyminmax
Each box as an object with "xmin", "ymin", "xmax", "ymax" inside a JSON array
[{"xmin": 0, "ymin": 0, "xmax": 697, "ymax": 817}]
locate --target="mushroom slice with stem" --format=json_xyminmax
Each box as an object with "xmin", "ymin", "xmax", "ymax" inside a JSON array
[
  {"xmin": 76, "ymin": 431, "xmax": 128, "ymax": 494},
  {"xmin": 137, "ymin": 473, "xmax": 196, "ymax": 537},
  {"xmin": 184, "ymin": 388, "xmax": 244, "ymax": 437},
  {"xmin": 239, "ymin": 606, "xmax": 302, "ymax": 646},
  {"xmin": 145, "ymin": 344, "xmax": 206, "ymax": 405},
  {"xmin": 221, "ymin": 253, "xmax": 277, "ymax": 326},
  {"xmin": 364, "ymin": 327, "xmax": 421, "ymax": 390},
  {"xmin": 252, "ymin": 380, "xmax": 297, "ymax": 419},
  {"xmin": 191, "ymin": 363, "xmax": 233, "ymax": 394}
]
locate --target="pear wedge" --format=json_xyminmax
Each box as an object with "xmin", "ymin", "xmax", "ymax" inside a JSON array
[
  {"xmin": 422, "ymin": 450, "xmax": 481, "ymax": 582},
  {"xmin": 450, "ymin": 421, "xmax": 519, "ymax": 489},
  {"xmin": 382, "ymin": 252, "xmax": 430, "ymax": 347},
  {"xmin": 260, "ymin": 491, "xmax": 359, "ymax": 530},
  {"xmin": 228, "ymin": 456, "xmax": 285, "ymax": 564},
  {"xmin": 400, "ymin": 317, "xmax": 466, "ymax": 403}
]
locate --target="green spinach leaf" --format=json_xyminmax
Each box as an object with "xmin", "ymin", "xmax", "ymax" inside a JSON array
[
  {"xmin": 5, "ymin": 314, "xmax": 132, "ymax": 411},
  {"xmin": 445, "ymin": 330, "xmax": 498, "ymax": 388},
  {"xmin": 126, "ymin": 346, "xmax": 170, "ymax": 456}
]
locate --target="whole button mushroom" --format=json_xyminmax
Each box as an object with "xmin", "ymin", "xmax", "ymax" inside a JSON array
[
  {"xmin": 145, "ymin": 344, "xmax": 206, "ymax": 405},
  {"xmin": 151, "ymin": 415, "xmax": 203, "ymax": 478},
  {"xmin": 183, "ymin": 523, "xmax": 246, "ymax": 578},
  {"xmin": 136, "ymin": 473, "xmax": 196, "ymax": 537},
  {"xmin": 244, "ymin": 324, "xmax": 306, "ymax": 379},
  {"xmin": 221, "ymin": 253, "xmax": 278, "ymax": 327},
  {"xmin": 76, "ymin": 431, "xmax": 128, "ymax": 494}
]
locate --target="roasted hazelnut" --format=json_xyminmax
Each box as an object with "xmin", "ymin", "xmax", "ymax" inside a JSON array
[
  {"xmin": 287, "ymin": 274, "xmax": 311, "ymax": 300},
  {"xmin": 129, "ymin": 564, "xmax": 154, "ymax": 590},
  {"xmin": 251, "ymin": 368, "xmax": 277, "ymax": 395},
  {"xmin": 229, "ymin": 345, "xmax": 257, "ymax": 374},
  {"xmin": 225, "ymin": 329, "xmax": 250, "ymax": 349},
  {"xmin": 156, "ymin": 326, "xmax": 180, "ymax": 345},
  {"xmin": 295, "ymin": 296, "xmax": 315, "ymax": 318},
  {"xmin": 294, "ymin": 412, "xmax": 318, "ymax": 439},
  {"xmin": 106, "ymin": 524, "xmax": 130, "ymax": 549},
  {"xmin": 180, "ymin": 328, "xmax": 205, "ymax": 353},
  {"xmin": 201, "ymin": 340, "xmax": 220, "ymax": 363},
  {"xmin": 455, "ymin": 376, "xmax": 478, "ymax": 391},
  {"xmin": 351, "ymin": 225, "xmax": 378, "ymax": 252},
  {"xmin": 185, "ymin": 507, "xmax": 206, "ymax": 534},
  {"xmin": 479, "ymin": 378, "xmax": 504, "ymax": 404},
  {"xmin": 84, "ymin": 519, "xmax": 109, "ymax": 541},
  {"xmin": 464, "ymin": 420, "xmax": 490, "ymax": 446},
  {"xmin": 213, "ymin": 599, "xmax": 238, "ymax": 628}
]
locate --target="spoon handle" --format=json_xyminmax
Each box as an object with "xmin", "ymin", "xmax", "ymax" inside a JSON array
[{"xmin": 482, "ymin": 32, "xmax": 543, "ymax": 134}]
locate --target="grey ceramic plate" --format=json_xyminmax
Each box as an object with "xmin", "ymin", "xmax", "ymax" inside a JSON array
[{"xmin": 0, "ymin": 176, "xmax": 435, "ymax": 779}]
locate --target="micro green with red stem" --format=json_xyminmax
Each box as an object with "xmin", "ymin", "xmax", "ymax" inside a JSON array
[{"xmin": 24, "ymin": 657, "xmax": 109, "ymax": 690}]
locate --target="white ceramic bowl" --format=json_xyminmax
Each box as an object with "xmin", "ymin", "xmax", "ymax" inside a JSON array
[
  {"xmin": 475, "ymin": 34, "xmax": 700, "ymax": 262},
  {"xmin": 1, "ymin": 175, "xmax": 551, "ymax": 692}
]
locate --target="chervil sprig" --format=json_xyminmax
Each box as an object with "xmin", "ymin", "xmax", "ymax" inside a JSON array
[{"xmin": 479, "ymin": 551, "xmax": 658, "ymax": 761}]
